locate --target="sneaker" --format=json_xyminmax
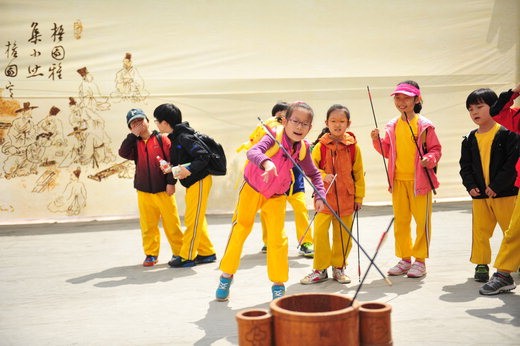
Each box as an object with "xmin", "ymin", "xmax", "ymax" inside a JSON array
[
  {"xmin": 479, "ymin": 272, "xmax": 516, "ymax": 295},
  {"xmin": 407, "ymin": 261, "xmax": 426, "ymax": 278},
  {"xmin": 168, "ymin": 256, "xmax": 196, "ymax": 268},
  {"xmin": 216, "ymin": 275, "xmax": 233, "ymax": 301},
  {"xmin": 272, "ymin": 284, "xmax": 285, "ymax": 300},
  {"xmin": 300, "ymin": 269, "xmax": 328, "ymax": 285},
  {"xmin": 332, "ymin": 267, "xmax": 351, "ymax": 284},
  {"xmin": 387, "ymin": 260, "xmax": 412, "ymax": 276},
  {"xmin": 143, "ymin": 255, "xmax": 158, "ymax": 267},
  {"xmin": 261, "ymin": 245, "xmax": 267, "ymax": 254},
  {"xmin": 194, "ymin": 253, "xmax": 217, "ymax": 264},
  {"xmin": 167, "ymin": 255, "xmax": 179, "ymax": 267},
  {"xmin": 474, "ymin": 264, "xmax": 490, "ymax": 282},
  {"xmin": 298, "ymin": 242, "xmax": 314, "ymax": 258}
]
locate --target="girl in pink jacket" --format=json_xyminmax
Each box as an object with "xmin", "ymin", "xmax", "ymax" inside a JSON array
[
  {"xmin": 371, "ymin": 80, "xmax": 442, "ymax": 278},
  {"xmin": 216, "ymin": 102, "xmax": 325, "ymax": 301}
]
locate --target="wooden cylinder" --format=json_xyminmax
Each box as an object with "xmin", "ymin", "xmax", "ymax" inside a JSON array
[
  {"xmin": 269, "ymin": 293, "xmax": 359, "ymax": 346},
  {"xmin": 235, "ymin": 308, "xmax": 273, "ymax": 346},
  {"xmin": 359, "ymin": 301, "xmax": 393, "ymax": 346}
]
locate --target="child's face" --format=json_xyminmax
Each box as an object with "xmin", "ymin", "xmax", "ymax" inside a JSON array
[
  {"xmin": 129, "ymin": 118, "xmax": 148, "ymax": 134},
  {"xmin": 393, "ymin": 93, "xmax": 418, "ymax": 115},
  {"xmin": 283, "ymin": 108, "xmax": 312, "ymax": 143},
  {"xmin": 154, "ymin": 119, "xmax": 170, "ymax": 133},
  {"xmin": 467, "ymin": 102, "xmax": 493, "ymax": 126},
  {"xmin": 326, "ymin": 110, "xmax": 350, "ymax": 139}
]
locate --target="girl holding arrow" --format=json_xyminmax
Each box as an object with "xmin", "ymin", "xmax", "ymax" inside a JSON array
[{"xmin": 370, "ymin": 80, "xmax": 442, "ymax": 278}]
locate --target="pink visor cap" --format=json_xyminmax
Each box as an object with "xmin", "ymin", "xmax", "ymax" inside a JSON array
[{"xmin": 390, "ymin": 83, "xmax": 421, "ymax": 97}]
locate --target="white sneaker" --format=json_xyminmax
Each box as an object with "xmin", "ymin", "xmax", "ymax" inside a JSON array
[
  {"xmin": 387, "ymin": 260, "xmax": 412, "ymax": 276},
  {"xmin": 332, "ymin": 267, "xmax": 351, "ymax": 284},
  {"xmin": 300, "ymin": 269, "xmax": 328, "ymax": 285},
  {"xmin": 407, "ymin": 261, "xmax": 426, "ymax": 278}
]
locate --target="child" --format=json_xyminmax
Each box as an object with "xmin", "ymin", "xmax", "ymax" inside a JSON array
[
  {"xmin": 478, "ymin": 83, "xmax": 520, "ymax": 295},
  {"xmin": 238, "ymin": 101, "xmax": 314, "ymax": 257},
  {"xmin": 216, "ymin": 101, "xmax": 325, "ymax": 301},
  {"xmin": 370, "ymin": 80, "xmax": 441, "ymax": 278},
  {"xmin": 300, "ymin": 104, "xmax": 365, "ymax": 285},
  {"xmin": 153, "ymin": 103, "xmax": 217, "ymax": 267},
  {"xmin": 118, "ymin": 108, "xmax": 183, "ymax": 266}
]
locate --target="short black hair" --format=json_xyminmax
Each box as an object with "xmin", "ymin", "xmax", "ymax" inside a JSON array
[
  {"xmin": 153, "ymin": 103, "xmax": 182, "ymax": 128},
  {"xmin": 271, "ymin": 101, "xmax": 289, "ymax": 117},
  {"xmin": 465, "ymin": 88, "xmax": 498, "ymax": 110}
]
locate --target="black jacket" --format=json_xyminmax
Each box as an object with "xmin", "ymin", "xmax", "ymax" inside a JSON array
[
  {"xmin": 459, "ymin": 126, "xmax": 519, "ymax": 199},
  {"xmin": 168, "ymin": 122, "xmax": 210, "ymax": 188}
]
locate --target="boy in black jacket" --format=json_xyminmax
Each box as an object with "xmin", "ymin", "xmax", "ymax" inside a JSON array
[
  {"xmin": 153, "ymin": 103, "xmax": 217, "ymax": 268},
  {"xmin": 459, "ymin": 88, "xmax": 519, "ymax": 287}
]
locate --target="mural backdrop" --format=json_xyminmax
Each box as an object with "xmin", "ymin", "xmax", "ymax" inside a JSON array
[{"xmin": 0, "ymin": 0, "xmax": 518, "ymax": 223}]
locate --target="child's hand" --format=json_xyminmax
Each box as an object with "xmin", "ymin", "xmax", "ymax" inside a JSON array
[
  {"xmin": 159, "ymin": 162, "xmax": 172, "ymax": 174},
  {"xmin": 469, "ymin": 187, "xmax": 480, "ymax": 197},
  {"xmin": 354, "ymin": 202, "xmax": 362, "ymax": 211},
  {"xmin": 130, "ymin": 122, "xmax": 143, "ymax": 137},
  {"xmin": 262, "ymin": 160, "xmax": 277, "ymax": 183},
  {"xmin": 166, "ymin": 184, "xmax": 175, "ymax": 196},
  {"xmin": 485, "ymin": 186, "xmax": 497, "ymax": 198},
  {"xmin": 314, "ymin": 199, "xmax": 325, "ymax": 213},
  {"xmin": 420, "ymin": 157, "xmax": 430, "ymax": 167},
  {"xmin": 513, "ymin": 83, "xmax": 520, "ymax": 93},
  {"xmin": 370, "ymin": 129, "xmax": 380, "ymax": 141},
  {"xmin": 175, "ymin": 165, "xmax": 191, "ymax": 180},
  {"xmin": 323, "ymin": 174, "xmax": 335, "ymax": 184}
]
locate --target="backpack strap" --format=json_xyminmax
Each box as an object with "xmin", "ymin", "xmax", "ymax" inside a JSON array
[
  {"xmin": 318, "ymin": 137, "xmax": 355, "ymax": 170},
  {"xmin": 155, "ymin": 132, "xmax": 167, "ymax": 160}
]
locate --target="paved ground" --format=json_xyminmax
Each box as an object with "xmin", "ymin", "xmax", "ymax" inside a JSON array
[{"xmin": 0, "ymin": 201, "xmax": 519, "ymax": 345}]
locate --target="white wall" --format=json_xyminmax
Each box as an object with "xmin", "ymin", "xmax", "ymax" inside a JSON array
[{"xmin": 0, "ymin": 0, "xmax": 518, "ymax": 223}]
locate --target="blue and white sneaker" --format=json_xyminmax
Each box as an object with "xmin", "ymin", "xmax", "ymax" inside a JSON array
[
  {"xmin": 271, "ymin": 284, "xmax": 285, "ymax": 300},
  {"xmin": 216, "ymin": 276, "xmax": 233, "ymax": 301}
]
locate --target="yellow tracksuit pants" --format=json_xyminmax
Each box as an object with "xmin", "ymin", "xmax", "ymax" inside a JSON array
[
  {"xmin": 179, "ymin": 175, "xmax": 216, "ymax": 260},
  {"xmin": 220, "ymin": 182, "xmax": 288, "ymax": 283},
  {"xmin": 313, "ymin": 213, "xmax": 353, "ymax": 270},
  {"xmin": 261, "ymin": 191, "xmax": 312, "ymax": 246},
  {"xmin": 137, "ymin": 190, "xmax": 183, "ymax": 257},
  {"xmin": 494, "ymin": 190, "xmax": 520, "ymax": 271},
  {"xmin": 471, "ymin": 195, "xmax": 516, "ymax": 265},
  {"xmin": 392, "ymin": 180, "xmax": 432, "ymax": 260}
]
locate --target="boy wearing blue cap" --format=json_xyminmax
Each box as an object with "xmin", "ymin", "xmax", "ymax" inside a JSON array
[{"xmin": 118, "ymin": 108, "xmax": 184, "ymax": 266}]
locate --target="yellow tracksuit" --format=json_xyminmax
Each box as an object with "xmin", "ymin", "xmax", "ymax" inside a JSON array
[
  {"xmin": 137, "ymin": 190, "xmax": 183, "ymax": 257},
  {"xmin": 494, "ymin": 190, "xmax": 520, "ymax": 271},
  {"xmin": 471, "ymin": 196, "xmax": 516, "ymax": 264},
  {"xmin": 179, "ymin": 175, "xmax": 216, "ymax": 260},
  {"xmin": 393, "ymin": 118, "xmax": 432, "ymax": 260},
  {"xmin": 261, "ymin": 191, "xmax": 312, "ymax": 246},
  {"xmin": 220, "ymin": 181, "xmax": 288, "ymax": 282},
  {"xmin": 470, "ymin": 125, "xmax": 516, "ymax": 266}
]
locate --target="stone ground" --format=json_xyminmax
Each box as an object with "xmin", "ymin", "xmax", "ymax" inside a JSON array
[{"xmin": 0, "ymin": 201, "xmax": 519, "ymax": 345}]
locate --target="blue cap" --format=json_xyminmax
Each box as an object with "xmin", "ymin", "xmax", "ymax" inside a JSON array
[{"xmin": 126, "ymin": 108, "xmax": 147, "ymax": 126}]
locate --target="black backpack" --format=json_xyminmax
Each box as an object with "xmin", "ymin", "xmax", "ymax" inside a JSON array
[{"xmin": 193, "ymin": 132, "xmax": 227, "ymax": 176}]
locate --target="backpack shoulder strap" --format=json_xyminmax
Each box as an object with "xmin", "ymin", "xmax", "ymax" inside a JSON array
[{"xmin": 155, "ymin": 132, "xmax": 167, "ymax": 159}]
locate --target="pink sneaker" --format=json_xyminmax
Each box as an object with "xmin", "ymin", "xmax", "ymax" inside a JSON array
[
  {"xmin": 407, "ymin": 261, "xmax": 426, "ymax": 278},
  {"xmin": 387, "ymin": 260, "xmax": 412, "ymax": 276}
]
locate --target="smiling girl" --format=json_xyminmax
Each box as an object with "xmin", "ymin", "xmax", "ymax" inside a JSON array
[
  {"xmin": 370, "ymin": 81, "xmax": 442, "ymax": 279},
  {"xmin": 300, "ymin": 104, "xmax": 365, "ymax": 285},
  {"xmin": 216, "ymin": 101, "xmax": 326, "ymax": 301}
]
